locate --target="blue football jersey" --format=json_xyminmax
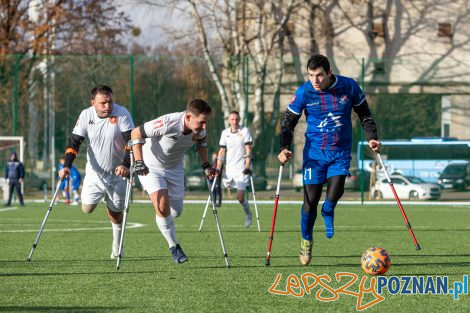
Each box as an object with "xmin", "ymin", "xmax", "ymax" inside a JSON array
[{"xmin": 287, "ymin": 75, "xmax": 366, "ymax": 151}]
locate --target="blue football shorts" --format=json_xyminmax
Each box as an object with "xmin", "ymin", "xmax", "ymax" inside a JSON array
[{"xmin": 302, "ymin": 146, "xmax": 351, "ymax": 185}]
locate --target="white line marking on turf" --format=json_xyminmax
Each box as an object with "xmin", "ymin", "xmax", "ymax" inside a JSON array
[
  {"xmin": 0, "ymin": 222, "xmax": 145, "ymax": 233},
  {"xmin": 127, "ymin": 199, "xmax": 470, "ymax": 206},
  {"xmin": 186, "ymin": 224, "xmax": 470, "ymax": 230},
  {"xmin": 0, "ymin": 207, "xmax": 18, "ymax": 212}
]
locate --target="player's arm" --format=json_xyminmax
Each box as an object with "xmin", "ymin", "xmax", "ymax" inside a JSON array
[
  {"xmin": 196, "ymin": 143, "xmax": 210, "ymax": 168},
  {"xmin": 129, "ymin": 126, "xmax": 149, "ymax": 175},
  {"xmin": 19, "ymin": 162, "xmax": 25, "ymax": 183},
  {"xmin": 352, "ymin": 100, "xmax": 380, "ymax": 152},
  {"xmin": 115, "ymin": 129, "xmax": 133, "ymax": 177},
  {"xmin": 278, "ymin": 109, "xmax": 301, "ymax": 163},
  {"xmin": 120, "ymin": 129, "xmax": 132, "ymax": 168},
  {"xmin": 61, "ymin": 134, "xmax": 85, "ymax": 179},
  {"xmin": 194, "ymin": 131, "xmax": 214, "ymax": 178},
  {"xmin": 216, "ymin": 147, "xmax": 226, "ymax": 174},
  {"xmin": 242, "ymin": 144, "xmax": 253, "ymax": 175}
]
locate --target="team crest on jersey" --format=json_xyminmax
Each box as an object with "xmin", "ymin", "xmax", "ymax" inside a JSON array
[
  {"xmin": 290, "ymin": 95, "xmax": 296, "ymax": 104},
  {"xmin": 154, "ymin": 119, "xmax": 164, "ymax": 129},
  {"xmin": 339, "ymin": 94, "xmax": 348, "ymax": 104},
  {"xmin": 109, "ymin": 116, "xmax": 117, "ymax": 124}
]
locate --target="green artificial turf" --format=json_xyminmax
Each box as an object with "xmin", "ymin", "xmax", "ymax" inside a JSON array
[{"xmin": 0, "ymin": 201, "xmax": 469, "ymax": 312}]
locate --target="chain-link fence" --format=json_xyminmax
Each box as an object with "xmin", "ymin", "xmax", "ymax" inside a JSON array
[{"xmin": 1, "ymin": 54, "xmax": 469, "ymax": 200}]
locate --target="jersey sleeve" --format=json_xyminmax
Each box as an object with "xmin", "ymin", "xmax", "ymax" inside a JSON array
[
  {"xmin": 244, "ymin": 128, "xmax": 253, "ymax": 145},
  {"xmin": 71, "ymin": 110, "xmax": 89, "ymax": 137},
  {"xmin": 142, "ymin": 115, "xmax": 169, "ymax": 138},
  {"xmin": 119, "ymin": 108, "xmax": 135, "ymax": 132},
  {"xmin": 350, "ymin": 79, "xmax": 366, "ymax": 106},
  {"xmin": 219, "ymin": 129, "xmax": 227, "ymax": 147},
  {"xmin": 287, "ymin": 86, "xmax": 306, "ymax": 115}
]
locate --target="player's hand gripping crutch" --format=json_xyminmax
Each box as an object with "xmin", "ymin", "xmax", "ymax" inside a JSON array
[
  {"xmin": 205, "ymin": 173, "xmax": 230, "ymax": 268},
  {"xmin": 248, "ymin": 171, "xmax": 261, "ymax": 232},
  {"xmin": 376, "ymin": 153, "xmax": 421, "ymax": 250},
  {"xmin": 27, "ymin": 178, "xmax": 64, "ymax": 261},
  {"xmin": 116, "ymin": 147, "xmax": 136, "ymax": 270},
  {"xmin": 265, "ymin": 163, "xmax": 284, "ymax": 266}
]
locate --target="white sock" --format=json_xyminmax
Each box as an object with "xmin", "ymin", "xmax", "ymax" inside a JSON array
[
  {"xmin": 155, "ymin": 215, "xmax": 178, "ymax": 248},
  {"xmin": 241, "ymin": 199, "xmax": 251, "ymax": 216},
  {"xmin": 112, "ymin": 223, "xmax": 122, "ymax": 244},
  {"xmin": 73, "ymin": 190, "xmax": 79, "ymax": 202}
]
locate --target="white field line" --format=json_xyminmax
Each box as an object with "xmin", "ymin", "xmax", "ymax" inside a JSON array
[
  {"xmin": 0, "ymin": 221, "xmax": 145, "ymax": 233},
  {"xmin": 0, "ymin": 207, "xmax": 18, "ymax": 212},
  {"xmin": 28, "ymin": 199, "xmax": 470, "ymax": 206},
  {"xmin": 190, "ymin": 224, "xmax": 470, "ymax": 230}
]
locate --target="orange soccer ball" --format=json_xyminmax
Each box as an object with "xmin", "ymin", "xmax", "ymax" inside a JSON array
[{"xmin": 361, "ymin": 247, "xmax": 391, "ymax": 275}]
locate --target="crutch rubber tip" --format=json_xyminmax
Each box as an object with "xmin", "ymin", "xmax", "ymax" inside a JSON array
[
  {"xmin": 265, "ymin": 260, "xmax": 271, "ymax": 266},
  {"xmin": 416, "ymin": 244, "xmax": 421, "ymax": 250},
  {"xmin": 27, "ymin": 258, "xmax": 31, "ymax": 262}
]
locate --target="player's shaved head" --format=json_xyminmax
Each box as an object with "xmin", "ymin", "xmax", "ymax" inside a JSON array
[{"xmin": 91, "ymin": 85, "xmax": 113, "ymax": 99}]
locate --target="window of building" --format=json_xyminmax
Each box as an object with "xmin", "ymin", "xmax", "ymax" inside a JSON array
[{"xmin": 438, "ymin": 23, "xmax": 452, "ymax": 38}]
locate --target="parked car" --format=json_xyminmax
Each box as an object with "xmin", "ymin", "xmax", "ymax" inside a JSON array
[
  {"xmin": 1, "ymin": 173, "xmax": 48, "ymax": 192},
  {"xmin": 437, "ymin": 162, "xmax": 470, "ymax": 190},
  {"xmin": 24, "ymin": 172, "xmax": 48, "ymax": 191},
  {"xmin": 371, "ymin": 175, "xmax": 441, "ymax": 200},
  {"xmin": 247, "ymin": 175, "xmax": 268, "ymax": 191},
  {"xmin": 185, "ymin": 168, "xmax": 207, "ymax": 191},
  {"xmin": 185, "ymin": 168, "xmax": 268, "ymax": 191},
  {"xmin": 345, "ymin": 168, "xmax": 371, "ymax": 190}
]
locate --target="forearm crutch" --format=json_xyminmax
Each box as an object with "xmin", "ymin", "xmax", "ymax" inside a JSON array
[
  {"xmin": 116, "ymin": 147, "xmax": 135, "ymax": 270},
  {"xmin": 206, "ymin": 179, "xmax": 230, "ymax": 268},
  {"xmin": 265, "ymin": 164, "xmax": 284, "ymax": 266},
  {"xmin": 198, "ymin": 178, "xmax": 215, "ymax": 231},
  {"xmin": 377, "ymin": 153, "xmax": 421, "ymax": 250},
  {"xmin": 27, "ymin": 178, "xmax": 63, "ymax": 261},
  {"xmin": 249, "ymin": 174, "xmax": 261, "ymax": 232}
]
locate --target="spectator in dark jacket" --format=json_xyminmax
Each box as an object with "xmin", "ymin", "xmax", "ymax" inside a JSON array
[{"xmin": 4, "ymin": 152, "xmax": 25, "ymax": 206}]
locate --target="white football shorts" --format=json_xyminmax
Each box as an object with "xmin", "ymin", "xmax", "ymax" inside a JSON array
[
  {"xmin": 138, "ymin": 171, "xmax": 185, "ymax": 200},
  {"xmin": 81, "ymin": 171, "xmax": 127, "ymax": 213},
  {"xmin": 222, "ymin": 172, "xmax": 249, "ymax": 190}
]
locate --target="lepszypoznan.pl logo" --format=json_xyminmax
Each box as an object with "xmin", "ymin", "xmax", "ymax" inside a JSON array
[{"xmin": 268, "ymin": 272, "xmax": 468, "ymax": 311}]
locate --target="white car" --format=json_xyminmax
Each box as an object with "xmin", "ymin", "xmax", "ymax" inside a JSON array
[{"xmin": 371, "ymin": 175, "xmax": 441, "ymax": 200}]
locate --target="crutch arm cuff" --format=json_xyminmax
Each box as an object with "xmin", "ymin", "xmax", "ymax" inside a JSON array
[{"xmin": 128, "ymin": 139, "xmax": 146, "ymax": 147}]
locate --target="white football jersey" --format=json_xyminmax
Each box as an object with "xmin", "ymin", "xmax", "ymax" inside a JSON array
[
  {"xmin": 219, "ymin": 125, "xmax": 252, "ymax": 172},
  {"xmin": 72, "ymin": 103, "xmax": 134, "ymax": 177},
  {"xmin": 142, "ymin": 111, "xmax": 206, "ymax": 173}
]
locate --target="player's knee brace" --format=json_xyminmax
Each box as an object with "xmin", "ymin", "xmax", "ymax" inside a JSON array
[{"xmin": 170, "ymin": 199, "xmax": 184, "ymax": 218}]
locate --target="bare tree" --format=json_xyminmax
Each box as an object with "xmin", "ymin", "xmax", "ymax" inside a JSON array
[
  {"xmin": 141, "ymin": 0, "xmax": 303, "ymax": 174},
  {"xmin": 331, "ymin": 0, "xmax": 470, "ymax": 90},
  {"xmin": 0, "ymin": 0, "xmax": 134, "ymax": 173}
]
